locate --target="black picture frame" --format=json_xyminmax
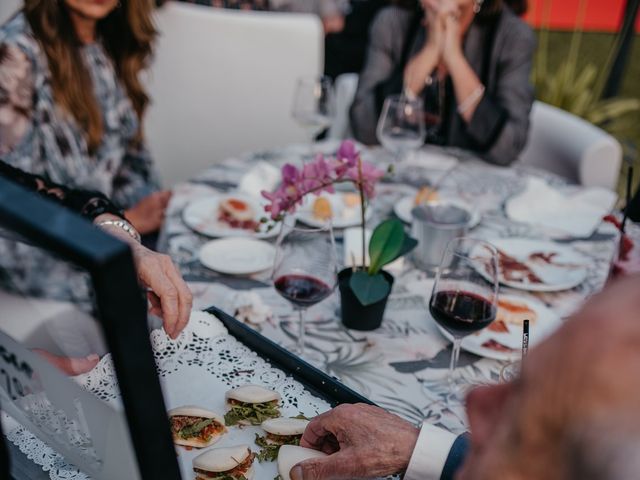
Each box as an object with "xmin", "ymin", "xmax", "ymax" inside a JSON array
[{"xmin": 0, "ymin": 177, "xmax": 181, "ymax": 480}]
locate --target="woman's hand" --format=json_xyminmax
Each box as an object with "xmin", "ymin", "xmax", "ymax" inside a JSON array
[
  {"xmin": 442, "ymin": 5, "xmax": 465, "ymax": 67},
  {"xmin": 130, "ymin": 242, "xmax": 193, "ymax": 339},
  {"xmin": 125, "ymin": 190, "xmax": 172, "ymax": 235}
]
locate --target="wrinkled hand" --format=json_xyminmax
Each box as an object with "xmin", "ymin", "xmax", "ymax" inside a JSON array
[
  {"xmin": 34, "ymin": 350, "xmax": 100, "ymax": 376},
  {"xmin": 131, "ymin": 243, "xmax": 193, "ymax": 339},
  {"xmin": 125, "ymin": 190, "xmax": 172, "ymax": 235},
  {"xmin": 290, "ymin": 404, "xmax": 419, "ymax": 480}
]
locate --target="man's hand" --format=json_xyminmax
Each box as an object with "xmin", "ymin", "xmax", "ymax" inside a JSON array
[
  {"xmin": 290, "ymin": 404, "xmax": 419, "ymax": 480},
  {"xmin": 130, "ymin": 243, "xmax": 193, "ymax": 339},
  {"xmin": 125, "ymin": 190, "xmax": 172, "ymax": 235}
]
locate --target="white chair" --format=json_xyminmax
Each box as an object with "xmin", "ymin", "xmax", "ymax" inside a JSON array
[
  {"xmin": 0, "ymin": 0, "xmax": 21, "ymax": 25},
  {"xmin": 516, "ymin": 101, "xmax": 622, "ymax": 190},
  {"xmin": 146, "ymin": 3, "xmax": 323, "ymax": 186},
  {"xmin": 328, "ymin": 73, "xmax": 359, "ymax": 140}
]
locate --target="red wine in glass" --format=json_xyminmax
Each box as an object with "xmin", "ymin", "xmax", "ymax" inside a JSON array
[
  {"xmin": 274, "ymin": 274, "xmax": 332, "ymax": 309},
  {"xmin": 430, "ymin": 290, "xmax": 497, "ymax": 337}
]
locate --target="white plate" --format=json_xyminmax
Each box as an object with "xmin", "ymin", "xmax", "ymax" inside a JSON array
[
  {"xmin": 473, "ymin": 238, "xmax": 590, "ymax": 292},
  {"xmin": 296, "ymin": 193, "xmax": 373, "ymax": 229},
  {"xmin": 183, "ymin": 194, "xmax": 278, "ymax": 239},
  {"xmin": 436, "ymin": 294, "xmax": 561, "ymax": 361},
  {"xmin": 199, "ymin": 238, "xmax": 276, "ymax": 275},
  {"xmin": 394, "ymin": 195, "xmax": 481, "ymax": 229}
]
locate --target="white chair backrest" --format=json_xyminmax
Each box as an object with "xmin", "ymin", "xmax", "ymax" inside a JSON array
[
  {"xmin": 0, "ymin": 0, "xmax": 21, "ymax": 25},
  {"xmin": 146, "ymin": 3, "xmax": 323, "ymax": 186},
  {"xmin": 517, "ymin": 101, "xmax": 622, "ymax": 190},
  {"xmin": 328, "ymin": 73, "xmax": 359, "ymax": 140}
]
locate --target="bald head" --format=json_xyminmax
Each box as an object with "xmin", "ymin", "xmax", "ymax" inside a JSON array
[{"xmin": 458, "ymin": 275, "xmax": 640, "ymax": 480}]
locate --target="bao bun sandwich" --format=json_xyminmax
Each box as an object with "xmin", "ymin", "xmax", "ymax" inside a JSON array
[
  {"xmin": 192, "ymin": 445, "xmax": 255, "ymax": 480},
  {"xmin": 255, "ymin": 417, "xmax": 310, "ymax": 462},
  {"xmin": 224, "ymin": 385, "xmax": 281, "ymax": 426},
  {"xmin": 277, "ymin": 445, "xmax": 327, "ymax": 480},
  {"xmin": 168, "ymin": 406, "xmax": 226, "ymax": 448}
]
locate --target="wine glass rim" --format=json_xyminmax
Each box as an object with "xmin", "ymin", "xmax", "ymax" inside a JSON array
[{"xmin": 384, "ymin": 93, "xmax": 422, "ymax": 105}]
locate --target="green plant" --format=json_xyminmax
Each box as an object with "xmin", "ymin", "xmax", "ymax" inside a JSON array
[{"xmin": 349, "ymin": 219, "xmax": 417, "ymax": 306}]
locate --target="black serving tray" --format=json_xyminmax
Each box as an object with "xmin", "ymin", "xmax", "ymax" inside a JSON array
[{"xmin": 206, "ymin": 305, "xmax": 375, "ymax": 408}]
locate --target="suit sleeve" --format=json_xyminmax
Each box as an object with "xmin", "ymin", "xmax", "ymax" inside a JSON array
[{"xmin": 404, "ymin": 423, "xmax": 469, "ymax": 480}]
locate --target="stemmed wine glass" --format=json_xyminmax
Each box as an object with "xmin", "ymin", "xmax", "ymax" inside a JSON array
[
  {"xmin": 428, "ymin": 237, "xmax": 499, "ymax": 405},
  {"xmin": 423, "ymin": 74, "xmax": 443, "ymax": 143},
  {"xmin": 376, "ymin": 94, "xmax": 425, "ymax": 163},
  {"xmin": 292, "ymin": 75, "xmax": 335, "ymax": 152},
  {"xmin": 272, "ymin": 217, "xmax": 338, "ymax": 356}
]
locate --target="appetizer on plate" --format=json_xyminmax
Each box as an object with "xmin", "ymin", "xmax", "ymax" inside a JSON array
[
  {"xmin": 218, "ymin": 197, "xmax": 258, "ymax": 231},
  {"xmin": 168, "ymin": 406, "xmax": 226, "ymax": 448},
  {"xmin": 312, "ymin": 197, "xmax": 332, "ymax": 221},
  {"xmin": 277, "ymin": 445, "xmax": 327, "ymax": 480},
  {"xmin": 488, "ymin": 298, "xmax": 538, "ymax": 333},
  {"xmin": 414, "ymin": 186, "xmax": 439, "ymax": 205},
  {"xmin": 192, "ymin": 445, "xmax": 255, "ymax": 480},
  {"xmin": 255, "ymin": 417, "xmax": 310, "ymax": 462},
  {"xmin": 224, "ymin": 385, "xmax": 281, "ymax": 426}
]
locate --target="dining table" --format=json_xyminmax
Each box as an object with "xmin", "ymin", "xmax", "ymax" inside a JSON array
[{"xmin": 156, "ymin": 141, "xmax": 629, "ymax": 435}]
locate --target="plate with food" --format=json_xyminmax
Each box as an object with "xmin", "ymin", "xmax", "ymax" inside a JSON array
[
  {"xmin": 295, "ymin": 192, "xmax": 373, "ymax": 229},
  {"xmin": 199, "ymin": 238, "xmax": 276, "ymax": 275},
  {"xmin": 436, "ymin": 294, "xmax": 561, "ymax": 361},
  {"xmin": 394, "ymin": 187, "xmax": 481, "ymax": 228},
  {"xmin": 472, "ymin": 238, "xmax": 590, "ymax": 292},
  {"xmin": 183, "ymin": 194, "xmax": 278, "ymax": 239}
]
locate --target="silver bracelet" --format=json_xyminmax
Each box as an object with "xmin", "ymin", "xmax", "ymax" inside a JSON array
[
  {"xmin": 96, "ymin": 219, "xmax": 141, "ymax": 243},
  {"xmin": 457, "ymin": 85, "xmax": 485, "ymax": 115}
]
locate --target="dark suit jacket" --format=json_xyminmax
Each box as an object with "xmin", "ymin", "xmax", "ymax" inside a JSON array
[
  {"xmin": 350, "ymin": 6, "xmax": 536, "ymax": 166},
  {"xmin": 442, "ymin": 434, "xmax": 470, "ymax": 479}
]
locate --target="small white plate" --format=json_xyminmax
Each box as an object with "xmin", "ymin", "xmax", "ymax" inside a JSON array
[
  {"xmin": 296, "ymin": 193, "xmax": 373, "ymax": 229},
  {"xmin": 436, "ymin": 294, "xmax": 561, "ymax": 361},
  {"xmin": 182, "ymin": 193, "xmax": 278, "ymax": 239},
  {"xmin": 472, "ymin": 238, "xmax": 590, "ymax": 292},
  {"xmin": 394, "ymin": 195, "xmax": 481, "ymax": 229},
  {"xmin": 198, "ymin": 238, "xmax": 276, "ymax": 275}
]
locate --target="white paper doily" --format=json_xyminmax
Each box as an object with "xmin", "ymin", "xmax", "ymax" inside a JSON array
[{"xmin": 3, "ymin": 311, "xmax": 333, "ymax": 480}]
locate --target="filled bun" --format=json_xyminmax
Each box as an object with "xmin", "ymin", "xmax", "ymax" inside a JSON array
[
  {"xmin": 193, "ymin": 445, "xmax": 252, "ymax": 472},
  {"xmin": 277, "ymin": 445, "xmax": 327, "ymax": 480},
  {"xmin": 168, "ymin": 406, "xmax": 223, "ymax": 420},
  {"xmin": 169, "ymin": 406, "xmax": 226, "ymax": 448},
  {"xmin": 226, "ymin": 385, "xmax": 281, "ymax": 404},
  {"xmin": 262, "ymin": 417, "xmax": 309, "ymax": 436}
]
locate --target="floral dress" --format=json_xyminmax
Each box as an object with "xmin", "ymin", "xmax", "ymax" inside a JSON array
[
  {"xmin": 0, "ymin": 13, "xmax": 159, "ymax": 303},
  {"xmin": 0, "ymin": 13, "xmax": 160, "ymax": 210}
]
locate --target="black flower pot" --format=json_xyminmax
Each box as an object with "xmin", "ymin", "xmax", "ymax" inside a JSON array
[{"xmin": 338, "ymin": 268, "xmax": 394, "ymax": 331}]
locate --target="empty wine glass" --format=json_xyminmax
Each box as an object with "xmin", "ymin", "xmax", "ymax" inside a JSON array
[
  {"xmin": 292, "ymin": 76, "xmax": 335, "ymax": 152},
  {"xmin": 376, "ymin": 94, "xmax": 426, "ymax": 163},
  {"xmin": 272, "ymin": 217, "xmax": 338, "ymax": 356},
  {"xmin": 428, "ymin": 237, "xmax": 499, "ymax": 405}
]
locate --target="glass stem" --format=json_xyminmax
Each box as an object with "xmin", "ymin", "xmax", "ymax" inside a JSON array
[
  {"xmin": 448, "ymin": 338, "xmax": 463, "ymax": 385},
  {"xmin": 297, "ymin": 308, "xmax": 306, "ymax": 355}
]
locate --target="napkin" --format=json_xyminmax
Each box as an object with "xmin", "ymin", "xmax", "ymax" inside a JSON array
[
  {"xmin": 506, "ymin": 178, "xmax": 618, "ymax": 238},
  {"xmin": 343, "ymin": 227, "xmax": 404, "ymax": 272},
  {"xmin": 403, "ymin": 149, "xmax": 459, "ymax": 171},
  {"xmin": 238, "ymin": 161, "xmax": 281, "ymax": 196}
]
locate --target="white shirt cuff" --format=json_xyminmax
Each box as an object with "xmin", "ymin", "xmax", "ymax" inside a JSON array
[{"xmin": 404, "ymin": 423, "xmax": 458, "ymax": 480}]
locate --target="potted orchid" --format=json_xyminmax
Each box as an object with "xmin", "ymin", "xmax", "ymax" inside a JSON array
[{"xmin": 262, "ymin": 140, "xmax": 417, "ymax": 330}]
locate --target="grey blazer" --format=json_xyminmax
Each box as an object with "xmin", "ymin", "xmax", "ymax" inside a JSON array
[{"xmin": 350, "ymin": 6, "xmax": 536, "ymax": 166}]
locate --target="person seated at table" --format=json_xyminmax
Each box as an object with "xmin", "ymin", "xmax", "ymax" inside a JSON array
[
  {"xmin": 0, "ymin": 0, "xmax": 169, "ymax": 236},
  {"xmin": 288, "ymin": 274, "xmax": 640, "ymax": 480},
  {"xmin": 0, "ymin": 160, "xmax": 193, "ymax": 373},
  {"xmin": 350, "ymin": 0, "xmax": 534, "ymax": 166},
  {"xmin": 176, "ymin": 0, "xmax": 349, "ymax": 34}
]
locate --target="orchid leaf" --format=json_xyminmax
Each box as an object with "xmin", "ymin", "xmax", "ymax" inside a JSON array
[
  {"xmin": 349, "ymin": 271, "xmax": 391, "ymax": 306},
  {"xmin": 367, "ymin": 219, "xmax": 404, "ymax": 275}
]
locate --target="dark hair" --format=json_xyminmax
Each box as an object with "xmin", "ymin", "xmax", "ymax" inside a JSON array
[{"xmin": 393, "ymin": 0, "xmax": 528, "ymax": 19}]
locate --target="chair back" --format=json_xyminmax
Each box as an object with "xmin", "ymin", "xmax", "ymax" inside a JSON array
[
  {"xmin": 146, "ymin": 3, "xmax": 323, "ymax": 186},
  {"xmin": 0, "ymin": 0, "xmax": 20, "ymax": 25},
  {"xmin": 517, "ymin": 101, "xmax": 622, "ymax": 190}
]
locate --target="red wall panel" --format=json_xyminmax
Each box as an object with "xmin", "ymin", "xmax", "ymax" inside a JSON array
[{"xmin": 523, "ymin": 0, "xmax": 640, "ymax": 32}]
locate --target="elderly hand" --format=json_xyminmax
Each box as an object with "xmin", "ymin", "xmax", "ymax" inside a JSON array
[
  {"xmin": 290, "ymin": 404, "xmax": 419, "ymax": 480},
  {"xmin": 131, "ymin": 242, "xmax": 193, "ymax": 339},
  {"xmin": 125, "ymin": 190, "xmax": 172, "ymax": 235}
]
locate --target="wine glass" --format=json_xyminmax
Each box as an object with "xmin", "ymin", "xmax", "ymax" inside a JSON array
[
  {"xmin": 423, "ymin": 74, "xmax": 443, "ymax": 143},
  {"xmin": 428, "ymin": 237, "xmax": 499, "ymax": 404},
  {"xmin": 376, "ymin": 94, "xmax": 425, "ymax": 163},
  {"xmin": 292, "ymin": 76, "xmax": 335, "ymax": 152},
  {"xmin": 272, "ymin": 217, "xmax": 338, "ymax": 356}
]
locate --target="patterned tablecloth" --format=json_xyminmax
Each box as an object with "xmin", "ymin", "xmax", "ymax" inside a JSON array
[{"xmin": 158, "ymin": 142, "xmax": 625, "ymax": 434}]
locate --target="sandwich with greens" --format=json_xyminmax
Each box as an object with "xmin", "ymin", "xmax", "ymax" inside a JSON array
[
  {"xmin": 192, "ymin": 445, "xmax": 255, "ymax": 480},
  {"xmin": 168, "ymin": 406, "xmax": 226, "ymax": 448},
  {"xmin": 255, "ymin": 417, "xmax": 310, "ymax": 462},
  {"xmin": 224, "ymin": 385, "xmax": 281, "ymax": 426},
  {"xmin": 277, "ymin": 445, "xmax": 327, "ymax": 480}
]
